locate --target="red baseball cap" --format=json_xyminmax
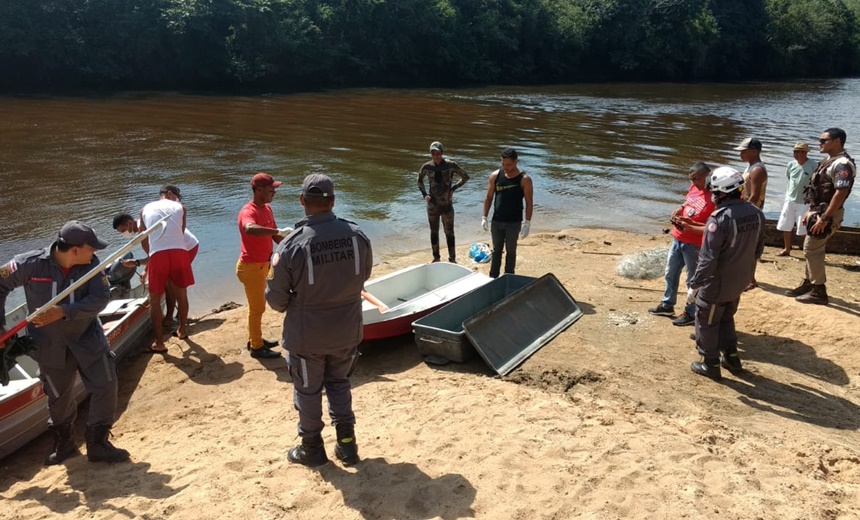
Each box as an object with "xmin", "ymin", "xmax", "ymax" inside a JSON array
[{"xmin": 251, "ymin": 172, "xmax": 283, "ymax": 189}]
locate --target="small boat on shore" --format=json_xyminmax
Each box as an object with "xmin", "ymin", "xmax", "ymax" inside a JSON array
[
  {"xmin": 764, "ymin": 219, "xmax": 860, "ymax": 255},
  {"xmin": 0, "ymin": 283, "xmax": 152, "ymax": 460},
  {"xmin": 362, "ymin": 263, "xmax": 492, "ymax": 342}
]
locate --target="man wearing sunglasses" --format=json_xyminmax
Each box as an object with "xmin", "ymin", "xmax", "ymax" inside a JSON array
[{"xmin": 787, "ymin": 128, "xmax": 856, "ymax": 305}]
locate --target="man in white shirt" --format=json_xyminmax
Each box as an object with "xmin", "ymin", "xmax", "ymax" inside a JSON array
[
  {"xmin": 776, "ymin": 142, "xmax": 815, "ymax": 256},
  {"xmin": 140, "ymin": 185, "xmax": 195, "ymax": 352},
  {"xmin": 112, "ymin": 205, "xmax": 199, "ymax": 329}
]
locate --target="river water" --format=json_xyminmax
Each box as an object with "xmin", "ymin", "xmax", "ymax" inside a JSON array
[{"xmin": 1, "ymin": 80, "xmax": 858, "ymax": 313}]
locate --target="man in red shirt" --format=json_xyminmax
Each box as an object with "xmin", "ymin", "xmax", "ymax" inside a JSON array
[
  {"xmin": 648, "ymin": 162, "xmax": 716, "ymax": 326},
  {"xmin": 237, "ymin": 173, "xmax": 292, "ymax": 359}
]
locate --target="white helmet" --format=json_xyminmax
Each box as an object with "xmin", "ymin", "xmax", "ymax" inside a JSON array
[{"xmin": 709, "ymin": 166, "xmax": 744, "ymax": 193}]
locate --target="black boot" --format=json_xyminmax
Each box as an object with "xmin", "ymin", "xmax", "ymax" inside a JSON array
[
  {"xmin": 288, "ymin": 435, "xmax": 328, "ymax": 467},
  {"xmin": 720, "ymin": 351, "xmax": 743, "ymax": 372},
  {"xmin": 85, "ymin": 423, "xmax": 130, "ymax": 463},
  {"xmin": 334, "ymin": 424, "xmax": 359, "ymax": 466},
  {"xmin": 45, "ymin": 422, "xmax": 78, "ymax": 466},
  {"xmin": 796, "ymin": 284, "xmax": 828, "ymax": 305},
  {"xmin": 784, "ymin": 279, "xmax": 813, "ymax": 297},
  {"xmin": 691, "ymin": 358, "xmax": 722, "ymax": 381}
]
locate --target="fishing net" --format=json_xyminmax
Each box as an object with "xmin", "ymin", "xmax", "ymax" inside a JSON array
[
  {"xmin": 615, "ymin": 248, "xmax": 669, "ymax": 280},
  {"xmin": 1, "ymin": 335, "xmax": 37, "ymax": 386}
]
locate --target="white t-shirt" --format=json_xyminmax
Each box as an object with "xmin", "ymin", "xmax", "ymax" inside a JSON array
[
  {"xmin": 141, "ymin": 199, "xmax": 188, "ymax": 254},
  {"xmin": 137, "ymin": 218, "xmax": 198, "ymax": 251},
  {"xmin": 183, "ymin": 229, "xmax": 199, "ymax": 250}
]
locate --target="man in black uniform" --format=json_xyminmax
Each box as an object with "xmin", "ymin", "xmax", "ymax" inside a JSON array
[
  {"xmin": 786, "ymin": 127, "xmax": 856, "ymax": 305},
  {"xmin": 481, "ymin": 148, "xmax": 534, "ymax": 278},
  {"xmin": 0, "ymin": 221, "xmax": 130, "ymax": 464},
  {"xmin": 266, "ymin": 174, "xmax": 373, "ymax": 467},
  {"xmin": 418, "ymin": 141, "xmax": 469, "ymax": 263},
  {"xmin": 687, "ymin": 167, "xmax": 765, "ymax": 381}
]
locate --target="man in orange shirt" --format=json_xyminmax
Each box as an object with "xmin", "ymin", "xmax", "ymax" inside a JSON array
[{"xmin": 237, "ymin": 173, "xmax": 292, "ymax": 359}]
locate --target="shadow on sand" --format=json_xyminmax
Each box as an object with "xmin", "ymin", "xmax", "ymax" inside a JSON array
[
  {"xmin": 319, "ymin": 457, "xmax": 476, "ymax": 520},
  {"xmin": 720, "ymin": 331, "xmax": 859, "ymax": 429},
  {"xmin": 159, "ymin": 336, "xmax": 245, "ymax": 385},
  {"xmin": 3, "ymin": 458, "xmax": 187, "ymax": 518}
]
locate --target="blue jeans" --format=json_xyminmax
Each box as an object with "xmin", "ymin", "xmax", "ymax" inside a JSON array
[{"xmin": 660, "ymin": 238, "xmax": 700, "ymax": 316}]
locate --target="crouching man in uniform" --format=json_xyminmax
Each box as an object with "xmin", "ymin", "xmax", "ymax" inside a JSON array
[
  {"xmin": 687, "ymin": 168, "xmax": 764, "ymax": 381},
  {"xmin": 266, "ymin": 174, "xmax": 373, "ymax": 467},
  {"xmin": 0, "ymin": 221, "xmax": 130, "ymax": 465}
]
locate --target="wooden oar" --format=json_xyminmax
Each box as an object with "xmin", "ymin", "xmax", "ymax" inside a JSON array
[
  {"xmin": 0, "ymin": 216, "xmax": 168, "ymax": 346},
  {"xmin": 361, "ymin": 290, "xmax": 390, "ymax": 313}
]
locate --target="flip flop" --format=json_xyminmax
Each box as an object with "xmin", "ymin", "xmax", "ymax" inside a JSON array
[
  {"xmin": 171, "ymin": 331, "xmax": 189, "ymax": 340},
  {"xmin": 148, "ymin": 345, "xmax": 169, "ymax": 353},
  {"xmin": 776, "ymin": 251, "xmax": 790, "ymax": 257}
]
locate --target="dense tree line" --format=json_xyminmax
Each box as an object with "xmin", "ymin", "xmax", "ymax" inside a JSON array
[{"xmin": 1, "ymin": 0, "xmax": 858, "ymax": 92}]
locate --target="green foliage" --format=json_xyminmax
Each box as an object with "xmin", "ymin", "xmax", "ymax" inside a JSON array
[
  {"xmin": 1, "ymin": 0, "xmax": 859, "ymax": 92},
  {"xmin": 765, "ymin": 0, "xmax": 860, "ymax": 77}
]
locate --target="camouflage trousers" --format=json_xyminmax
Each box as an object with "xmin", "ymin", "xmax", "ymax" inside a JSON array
[{"xmin": 428, "ymin": 204, "xmax": 456, "ymax": 262}]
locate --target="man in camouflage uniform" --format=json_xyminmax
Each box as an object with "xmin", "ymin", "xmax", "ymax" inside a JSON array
[
  {"xmin": 787, "ymin": 127, "xmax": 856, "ymax": 305},
  {"xmin": 418, "ymin": 141, "xmax": 469, "ymax": 263}
]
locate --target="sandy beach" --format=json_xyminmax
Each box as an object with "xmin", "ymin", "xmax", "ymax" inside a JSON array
[{"xmin": 1, "ymin": 227, "xmax": 859, "ymax": 520}]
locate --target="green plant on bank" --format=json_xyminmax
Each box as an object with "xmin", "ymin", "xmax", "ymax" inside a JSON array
[{"xmin": 0, "ymin": 0, "xmax": 858, "ymax": 92}]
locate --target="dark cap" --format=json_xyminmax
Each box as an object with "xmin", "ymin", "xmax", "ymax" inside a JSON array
[
  {"xmin": 58, "ymin": 221, "xmax": 109, "ymax": 250},
  {"xmin": 251, "ymin": 172, "xmax": 282, "ymax": 189},
  {"xmin": 160, "ymin": 184, "xmax": 181, "ymax": 200},
  {"xmin": 430, "ymin": 141, "xmax": 444, "ymax": 153},
  {"xmin": 301, "ymin": 174, "xmax": 335, "ymax": 198},
  {"xmin": 734, "ymin": 137, "xmax": 763, "ymax": 151}
]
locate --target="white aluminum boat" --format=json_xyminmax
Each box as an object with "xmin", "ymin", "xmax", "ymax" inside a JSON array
[{"xmin": 362, "ymin": 263, "xmax": 491, "ymax": 342}]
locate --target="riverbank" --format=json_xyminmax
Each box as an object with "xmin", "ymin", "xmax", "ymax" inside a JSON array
[{"xmin": 2, "ymin": 227, "xmax": 859, "ymax": 519}]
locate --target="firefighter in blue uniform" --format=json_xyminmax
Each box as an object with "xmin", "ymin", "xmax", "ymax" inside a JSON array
[
  {"xmin": 0, "ymin": 221, "xmax": 130, "ymax": 465},
  {"xmin": 687, "ymin": 167, "xmax": 765, "ymax": 381}
]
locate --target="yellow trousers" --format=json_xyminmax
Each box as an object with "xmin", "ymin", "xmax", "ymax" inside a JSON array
[{"xmin": 236, "ymin": 260, "xmax": 270, "ymax": 349}]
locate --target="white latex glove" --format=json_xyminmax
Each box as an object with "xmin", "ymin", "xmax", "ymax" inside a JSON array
[
  {"xmin": 519, "ymin": 220, "xmax": 530, "ymax": 239},
  {"xmin": 277, "ymin": 227, "xmax": 294, "ymax": 237},
  {"xmin": 685, "ymin": 287, "xmax": 699, "ymax": 305},
  {"xmin": 481, "ymin": 217, "xmax": 489, "ymax": 232}
]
